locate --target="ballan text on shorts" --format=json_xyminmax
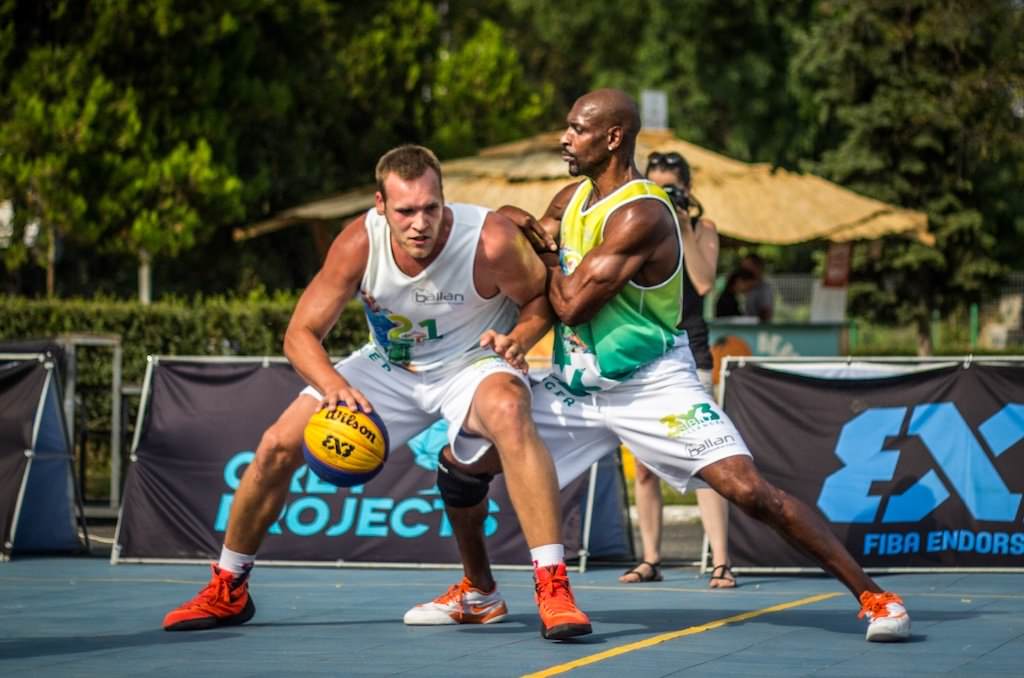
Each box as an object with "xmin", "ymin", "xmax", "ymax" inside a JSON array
[
  {"xmin": 414, "ymin": 288, "xmax": 464, "ymax": 305},
  {"xmin": 687, "ymin": 434, "xmax": 735, "ymax": 457}
]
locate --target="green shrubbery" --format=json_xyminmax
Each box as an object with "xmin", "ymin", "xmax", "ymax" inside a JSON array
[
  {"xmin": 1, "ymin": 294, "xmax": 367, "ymax": 379},
  {"xmin": 0, "ymin": 295, "xmax": 369, "ymax": 500}
]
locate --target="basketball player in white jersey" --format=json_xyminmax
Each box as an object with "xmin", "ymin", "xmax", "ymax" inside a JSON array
[{"xmin": 163, "ymin": 145, "xmax": 592, "ymax": 641}]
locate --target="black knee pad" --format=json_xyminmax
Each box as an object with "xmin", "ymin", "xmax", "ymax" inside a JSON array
[{"xmin": 437, "ymin": 458, "xmax": 493, "ymax": 508}]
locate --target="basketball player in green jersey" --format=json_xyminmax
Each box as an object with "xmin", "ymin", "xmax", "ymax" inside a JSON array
[{"xmin": 407, "ymin": 90, "xmax": 910, "ymax": 643}]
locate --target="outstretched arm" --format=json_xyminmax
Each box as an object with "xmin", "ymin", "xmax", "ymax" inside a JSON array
[
  {"xmin": 546, "ymin": 200, "xmax": 675, "ymax": 326},
  {"xmin": 284, "ymin": 215, "xmax": 372, "ymax": 411}
]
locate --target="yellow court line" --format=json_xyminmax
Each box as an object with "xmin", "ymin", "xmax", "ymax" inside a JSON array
[{"xmin": 522, "ymin": 591, "xmax": 842, "ymax": 678}]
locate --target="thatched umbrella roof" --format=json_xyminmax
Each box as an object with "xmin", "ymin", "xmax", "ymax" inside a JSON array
[{"xmin": 234, "ymin": 129, "xmax": 931, "ymax": 245}]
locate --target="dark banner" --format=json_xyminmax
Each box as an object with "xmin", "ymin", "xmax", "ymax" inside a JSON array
[
  {"xmin": 723, "ymin": 362, "xmax": 1024, "ymax": 569},
  {"xmin": 0, "ymin": 360, "xmax": 42, "ymax": 556},
  {"xmin": 117, "ymin": 359, "xmax": 612, "ymax": 565},
  {"xmin": 1, "ymin": 356, "xmax": 81, "ymax": 558}
]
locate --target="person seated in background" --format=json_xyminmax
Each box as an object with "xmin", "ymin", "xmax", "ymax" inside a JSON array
[
  {"xmin": 617, "ymin": 149, "xmax": 736, "ymax": 588},
  {"xmin": 740, "ymin": 253, "xmax": 774, "ymax": 322},
  {"xmin": 715, "ymin": 268, "xmax": 756, "ymax": 319}
]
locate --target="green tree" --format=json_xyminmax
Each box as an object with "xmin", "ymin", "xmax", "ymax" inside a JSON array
[
  {"xmin": 1, "ymin": 0, "xmax": 554, "ymax": 299},
  {"xmin": 502, "ymin": 0, "xmax": 649, "ymax": 119},
  {"xmin": 0, "ymin": 45, "xmax": 242, "ymax": 298},
  {"xmin": 793, "ymin": 0, "xmax": 1024, "ymax": 354},
  {"xmin": 429, "ymin": 19, "xmax": 551, "ymax": 157},
  {"xmin": 615, "ymin": 0, "xmax": 814, "ymax": 164},
  {"xmin": 491, "ymin": 0, "xmax": 814, "ymax": 165}
]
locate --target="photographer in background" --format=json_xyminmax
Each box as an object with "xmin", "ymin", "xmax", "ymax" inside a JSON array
[{"xmin": 618, "ymin": 151, "xmax": 736, "ymax": 588}]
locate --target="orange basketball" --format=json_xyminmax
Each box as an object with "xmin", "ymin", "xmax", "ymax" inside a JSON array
[{"xmin": 302, "ymin": 406, "xmax": 390, "ymax": 487}]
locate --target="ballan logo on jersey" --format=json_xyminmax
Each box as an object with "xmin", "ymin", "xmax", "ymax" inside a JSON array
[
  {"xmin": 661, "ymin": 403, "xmax": 721, "ymax": 439},
  {"xmin": 413, "ymin": 287, "xmax": 464, "ymax": 305},
  {"xmin": 817, "ymin": 403, "xmax": 1024, "ymax": 557}
]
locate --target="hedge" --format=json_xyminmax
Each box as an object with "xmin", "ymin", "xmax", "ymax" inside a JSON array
[
  {"xmin": 0, "ymin": 295, "xmax": 369, "ymax": 500},
  {"xmin": 1, "ymin": 294, "xmax": 367, "ymax": 380}
]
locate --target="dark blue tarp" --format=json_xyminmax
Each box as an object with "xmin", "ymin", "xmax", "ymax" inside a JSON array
[{"xmin": 0, "ymin": 355, "xmax": 82, "ymax": 558}]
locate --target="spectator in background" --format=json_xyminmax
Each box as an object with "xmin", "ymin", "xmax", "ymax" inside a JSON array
[
  {"xmin": 740, "ymin": 253, "xmax": 774, "ymax": 322},
  {"xmin": 715, "ymin": 268, "xmax": 756, "ymax": 319},
  {"xmin": 617, "ymin": 150, "xmax": 736, "ymax": 588}
]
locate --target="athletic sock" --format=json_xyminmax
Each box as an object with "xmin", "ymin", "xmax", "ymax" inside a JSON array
[
  {"xmin": 530, "ymin": 544, "xmax": 565, "ymax": 568},
  {"xmin": 218, "ymin": 545, "xmax": 255, "ymax": 577}
]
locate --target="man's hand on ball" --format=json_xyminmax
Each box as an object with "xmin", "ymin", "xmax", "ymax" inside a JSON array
[{"xmin": 320, "ymin": 378, "xmax": 373, "ymax": 413}]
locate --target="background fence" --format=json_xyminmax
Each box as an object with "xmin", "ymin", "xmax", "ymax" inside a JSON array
[{"xmin": 2, "ymin": 275, "xmax": 1022, "ymax": 511}]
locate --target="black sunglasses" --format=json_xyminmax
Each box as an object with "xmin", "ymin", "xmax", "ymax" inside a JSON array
[{"xmin": 646, "ymin": 152, "xmax": 685, "ymax": 168}]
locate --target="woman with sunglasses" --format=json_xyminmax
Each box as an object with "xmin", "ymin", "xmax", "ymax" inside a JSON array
[{"xmin": 617, "ymin": 151, "xmax": 736, "ymax": 589}]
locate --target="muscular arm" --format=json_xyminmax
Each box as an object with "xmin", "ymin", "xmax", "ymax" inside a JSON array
[
  {"xmin": 547, "ymin": 200, "xmax": 676, "ymax": 326},
  {"xmin": 284, "ymin": 215, "xmax": 369, "ymax": 403},
  {"xmin": 680, "ymin": 216, "xmax": 720, "ymax": 296},
  {"xmin": 477, "ymin": 212, "xmax": 553, "ymax": 352}
]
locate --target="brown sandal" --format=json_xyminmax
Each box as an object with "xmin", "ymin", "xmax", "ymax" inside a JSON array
[
  {"xmin": 709, "ymin": 564, "xmax": 737, "ymax": 589},
  {"xmin": 619, "ymin": 560, "xmax": 663, "ymax": 583}
]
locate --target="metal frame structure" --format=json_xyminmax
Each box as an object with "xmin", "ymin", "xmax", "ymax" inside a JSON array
[
  {"xmin": 56, "ymin": 333, "xmax": 123, "ymax": 513},
  {"xmin": 711, "ymin": 353, "xmax": 1024, "ymax": 574}
]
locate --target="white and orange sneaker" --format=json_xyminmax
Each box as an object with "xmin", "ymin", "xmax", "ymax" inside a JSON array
[
  {"xmin": 404, "ymin": 577, "xmax": 508, "ymax": 625},
  {"xmin": 859, "ymin": 591, "xmax": 911, "ymax": 642}
]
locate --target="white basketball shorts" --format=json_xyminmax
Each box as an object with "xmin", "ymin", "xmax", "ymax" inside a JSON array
[
  {"xmin": 532, "ymin": 347, "xmax": 751, "ymax": 492},
  {"xmin": 300, "ymin": 344, "xmax": 528, "ymax": 464}
]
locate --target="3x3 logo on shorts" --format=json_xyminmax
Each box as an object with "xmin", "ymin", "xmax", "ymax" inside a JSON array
[{"xmin": 661, "ymin": 403, "xmax": 721, "ymax": 439}]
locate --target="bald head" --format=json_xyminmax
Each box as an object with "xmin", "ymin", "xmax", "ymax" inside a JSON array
[{"xmin": 574, "ymin": 89, "xmax": 641, "ymax": 151}]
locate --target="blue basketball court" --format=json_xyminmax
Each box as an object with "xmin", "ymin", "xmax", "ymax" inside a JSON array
[{"xmin": 2, "ymin": 558, "xmax": 1021, "ymax": 676}]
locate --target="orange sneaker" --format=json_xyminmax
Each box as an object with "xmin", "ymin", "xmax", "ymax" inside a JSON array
[
  {"xmin": 858, "ymin": 590, "xmax": 911, "ymax": 642},
  {"xmin": 534, "ymin": 563, "xmax": 592, "ymax": 640},
  {"xmin": 163, "ymin": 564, "xmax": 255, "ymax": 631}
]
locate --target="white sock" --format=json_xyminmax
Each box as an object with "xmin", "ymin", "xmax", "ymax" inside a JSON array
[
  {"xmin": 530, "ymin": 544, "xmax": 565, "ymax": 568},
  {"xmin": 218, "ymin": 545, "xmax": 255, "ymax": 576}
]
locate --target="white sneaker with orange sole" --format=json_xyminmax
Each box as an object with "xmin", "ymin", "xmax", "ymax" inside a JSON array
[
  {"xmin": 404, "ymin": 577, "xmax": 508, "ymax": 625},
  {"xmin": 859, "ymin": 591, "xmax": 911, "ymax": 642}
]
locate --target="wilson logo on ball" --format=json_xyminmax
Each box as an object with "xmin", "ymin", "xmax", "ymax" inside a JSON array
[{"xmin": 302, "ymin": 406, "xmax": 390, "ymax": 487}]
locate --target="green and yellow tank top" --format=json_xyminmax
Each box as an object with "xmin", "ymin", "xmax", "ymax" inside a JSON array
[{"xmin": 552, "ymin": 178, "xmax": 685, "ymax": 396}]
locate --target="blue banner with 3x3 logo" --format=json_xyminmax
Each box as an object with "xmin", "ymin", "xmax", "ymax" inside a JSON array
[{"xmin": 722, "ymin": 360, "xmax": 1024, "ymax": 569}]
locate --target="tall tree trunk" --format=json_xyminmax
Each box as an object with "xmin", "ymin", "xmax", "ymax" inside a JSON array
[
  {"xmin": 915, "ymin": 313, "xmax": 933, "ymax": 357},
  {"xmin": 138, "ymin": 248, "xmax": 151, "ymax": 305},
  {"xmin": 46, "ymin": 223, "xmax": 56, "ymax": 298}
]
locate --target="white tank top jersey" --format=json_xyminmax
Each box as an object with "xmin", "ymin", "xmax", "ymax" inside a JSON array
[{"xmin": 358, "ymin": 203, "xmax": 518, "ymax": 373}]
